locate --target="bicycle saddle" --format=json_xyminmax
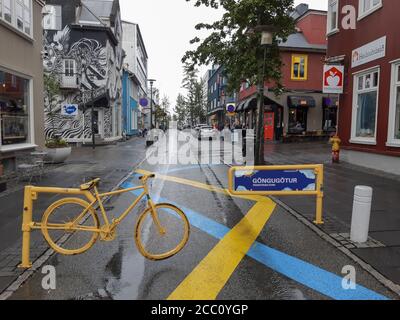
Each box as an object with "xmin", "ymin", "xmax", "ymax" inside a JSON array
[{"xmin": 80, "ymin": 178, "xmax": 101, "ymax": 191}]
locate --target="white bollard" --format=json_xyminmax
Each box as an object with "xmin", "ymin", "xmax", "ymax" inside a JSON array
[{"xmin": 350, "ymin": 186, "xmax": 373, "ymax": 243}]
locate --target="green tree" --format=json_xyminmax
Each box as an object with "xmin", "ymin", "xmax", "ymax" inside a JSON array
[
  {"xmin": 183, "ymin": 0, "xmax": 295, "ymax": 94},
  {"xmin": 43, "ymin": 73, "xmax": 61, "ymax": 138},
  {"xmin": 184, "ymin": 0, "xmax": 296, "ymax": 163},
  {"xmin": 174, "ymin": 94, "xmax": 188, "ymax": 127}
]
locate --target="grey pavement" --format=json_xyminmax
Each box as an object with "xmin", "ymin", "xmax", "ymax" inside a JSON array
[
  {"xmin": 0, "ymin": 137, "xmax": 148, "ymax": 294},
  {"xmin": 264, "ymin": 141, "xmax": 400, "ymax": 285}
]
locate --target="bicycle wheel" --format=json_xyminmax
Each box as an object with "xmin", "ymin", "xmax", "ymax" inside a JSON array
[
  {"xmin": 41, "ymin": 198, "xmax": 100, "ymax": 256},
  {"xmin": 135, "ymin": 203, "xmax": 190, "ymax": 260}
]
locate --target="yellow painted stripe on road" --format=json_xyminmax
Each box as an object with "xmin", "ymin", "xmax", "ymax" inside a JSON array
[
  {"xmin": 168, "ymin": 200, "xmax": 276, "ymax": 300},
  {"xmin": 135, "ymin": 169, "xmax": 269, "ymax": 203}
]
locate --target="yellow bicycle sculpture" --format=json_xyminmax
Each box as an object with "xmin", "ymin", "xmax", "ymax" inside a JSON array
[{"xmin": 19, "ymin": 173, "xmax": 190, "ymax": 268}]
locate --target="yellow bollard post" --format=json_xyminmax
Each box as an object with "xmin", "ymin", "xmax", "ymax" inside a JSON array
[
  {"xmin": 19, "ymin": 186, "xmax": 34, "ymax": 269},
  {"xmin": 314, "ymin": 165, "xmax": 324, "ymax": 225}
]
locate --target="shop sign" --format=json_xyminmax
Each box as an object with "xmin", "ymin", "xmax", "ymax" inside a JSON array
[
  {"xmin": 61, "ymin": 104, "xmax": 78, "ymax": 117},
  {"xmin": 351, "ymin": 36, "xmax": 386, "ymax": 68},
  {"xmin": 323, "ymin": 65, "xmax": 344, "ymax": 94}
]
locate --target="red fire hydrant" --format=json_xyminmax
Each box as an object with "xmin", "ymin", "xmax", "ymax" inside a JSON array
[{"xmin": 330, "ymin": 135, "xmax": 341, "ymax": 163}]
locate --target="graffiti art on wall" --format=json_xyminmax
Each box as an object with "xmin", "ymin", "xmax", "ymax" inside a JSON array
[{"xmin": 43, "ymin": 24, "xmax": 122, "ymax": 141}]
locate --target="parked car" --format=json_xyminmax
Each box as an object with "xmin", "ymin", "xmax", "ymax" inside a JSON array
[{"xmin": 198, "ymin": 126, "xmax": 219, "ymax": 140}]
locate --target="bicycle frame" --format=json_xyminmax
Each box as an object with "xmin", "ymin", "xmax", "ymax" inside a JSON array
[{"xmin": 19, "ymin": 179, "xmax": 160, "ymax": 269}]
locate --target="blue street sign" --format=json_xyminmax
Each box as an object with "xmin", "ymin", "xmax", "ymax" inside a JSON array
[
  {"xmin": 139, "ymin": 98, "xmax": 149, "ymax": 107},
  {"xmin": 233, "ymin": 169, "xmax": 316, "ymax": 192},
  {"xmin": 226, "ymin": 103, "xmax": 236, "ymax": 113},
  {"xmin": 61, "ymin": 104, "xmax": 78, "ymax": 116}
]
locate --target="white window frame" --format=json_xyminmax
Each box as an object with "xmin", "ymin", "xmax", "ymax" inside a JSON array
[
  {"xmin": 387, "ymin": 60, "xmax": 400, "ymax": 147},
  {"xmin": 64, "ymin": 59, "xmax": 76, "ymax": 77},
  {"xmin": 350, "ymin": 66, "xmax": 380, "ymax": 145},
  {"xmin": 327, "ymin": 0, "xmax": 339, "ymax": 36},
  {"xmin": 0, "ymin": 0, "xmax": 33, "ymax": 38},
  {"xmin": 358, "ymin": 0, "xmax": 383, "ymax": 21}
]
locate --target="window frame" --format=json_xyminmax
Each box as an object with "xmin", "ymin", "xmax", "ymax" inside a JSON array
[
  {"xmin": 350, "ymin": 66, "xmax": 380, "ymax": 145},
  {"xmin": 327, "ymin": 0, "xmax": 339, "ymax": 35},
  {"xmin": 0, "ymin": 0, "xmax": 33, "ymax": 38},
  {"xmin": 64, "ymin": 59, "xmax": 76, "ymax": 77},
  {"xmin": 358, "ymin": 0, "xmax": 383, "ymax": 21},
  {"xmin": 291, "ymin": 54, "xmax": 308, "ymax": 81},
  {"xmin": 387, "ymin": 60, "xmax": 400, "ymax": 147}
]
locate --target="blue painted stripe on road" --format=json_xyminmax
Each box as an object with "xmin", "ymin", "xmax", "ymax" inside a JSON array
[
  {"xmin": 121, "ymin": 181, "xmax": 230, "ymax": 240},
  {"xmin": 121, "ymin": 181, "xmax": 389, "ymax": 300}
]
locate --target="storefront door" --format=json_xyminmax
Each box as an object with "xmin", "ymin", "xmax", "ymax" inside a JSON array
[
  {"xmin": 288, "ymin": 108, "xmax": 308, "ymax": 134},
  {"xmin": 92, "ymin": 109, "xmax": 104, "ymax": 138},
  {"xmin": 264, "ymin": 112, "xmax": 275, "ymax": 140}
]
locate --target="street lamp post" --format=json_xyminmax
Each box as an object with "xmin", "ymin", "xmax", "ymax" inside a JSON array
[
  {"xmin": 253, "ymin": 26, "xmax": 275, "ymax": 165},
  {"xmin": 148, "ymin": 79, "xmax": 156, "ymax": 129}
]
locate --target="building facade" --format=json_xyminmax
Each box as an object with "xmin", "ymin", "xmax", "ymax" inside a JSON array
[
  {"xmin": 0, "ymin": 0, "xmax": 45, "ymax": 176},
  {"xmin": 121, "ymin": 21, "xmax": 148, "ymax": 135},
  {"xmin": 207, "ymin": 65, "xmax": 236, "ymax": 130},
  {"xmin": 42, "ymin": 0, "xmax": 123, "ymax": 144},
  {"xmin": 237, "ymin": 5, "xmax": 331, "ymax": 142},
  {"xmin": 327, "ymin": 0, "xmax": 400, "ymax": 173}
]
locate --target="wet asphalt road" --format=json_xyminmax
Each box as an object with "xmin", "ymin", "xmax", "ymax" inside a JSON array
[{"xmin": 8, "ymin": 135, "xmax": 399, "ymax": 300}]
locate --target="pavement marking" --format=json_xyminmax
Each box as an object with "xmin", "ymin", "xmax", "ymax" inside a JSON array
[
  {"xmin": 122, "ymin": 178, "xmax": 389, "ymax": 301},
  {"xmin": 168, "ymin": 200, "xmax": 276, "ymax": 300},
  {"xmin": 135, "ymin": 169, "xmax": 269, "ymax": 203}
]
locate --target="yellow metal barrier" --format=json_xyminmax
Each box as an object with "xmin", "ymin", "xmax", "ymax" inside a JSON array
[
  {"xmin": 19, "ymin": 185, "xmax": 96, "ymax": 269},
  {"xmin": 228, "ymin": 164, "xmax": 324, "ymax": 225}
]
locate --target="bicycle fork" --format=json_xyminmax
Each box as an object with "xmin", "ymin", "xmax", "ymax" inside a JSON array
[{"xmin": 147, "ymin": 196, "xmax": 166, "ymax": 236}]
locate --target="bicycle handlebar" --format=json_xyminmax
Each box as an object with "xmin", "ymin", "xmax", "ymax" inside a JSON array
[{"xmin": 138, "ymin": 174, "xmax": 156, "ymax": 181}]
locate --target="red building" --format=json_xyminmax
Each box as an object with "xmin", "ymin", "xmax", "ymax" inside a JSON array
[
  {"xmin": 327, "ymin": 0, "xmax": 400, "ymax": 173},
  {"xmin": 237, "ymin": 4, "xmax": 334, "ymax": 141}
]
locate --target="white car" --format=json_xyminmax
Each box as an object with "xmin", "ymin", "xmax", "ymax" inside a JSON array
[{"xmin": 198, "ymin": 126, "xmax": 219, "ymax": 140}]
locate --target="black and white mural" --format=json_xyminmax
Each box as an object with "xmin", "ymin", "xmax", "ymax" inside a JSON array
[{"xmin": 43, "ymin": 9, "xmax": 123, "ymax": 142}]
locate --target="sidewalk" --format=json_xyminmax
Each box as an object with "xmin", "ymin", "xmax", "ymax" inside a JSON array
[
  {"xmin": 0, "ymin": 137, "xmax": 147, "ymax": 294},
  {"xmin": 264, "ymin": 141, "xmax": 400, "ymax": 286}
]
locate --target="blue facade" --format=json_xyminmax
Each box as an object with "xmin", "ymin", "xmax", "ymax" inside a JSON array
[{"xmin": 122, "ymin": 71, "xmax": 140, "ymax": 136}]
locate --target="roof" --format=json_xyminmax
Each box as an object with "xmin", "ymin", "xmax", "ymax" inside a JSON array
[
  {"xmin": 82, "ymin": 0, "xmax": 114, "ymax": 18},
  {"xmin": 279, "ymin": 32, "xmax": 327, "ymax": 52}
]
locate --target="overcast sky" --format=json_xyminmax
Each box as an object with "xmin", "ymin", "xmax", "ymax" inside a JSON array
[{"xmin": 119, "ymin": 0, "xmax": 328, "ymax": 108}]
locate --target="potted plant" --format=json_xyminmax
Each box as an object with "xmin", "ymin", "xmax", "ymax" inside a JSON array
[{"xmin": 44, "ymin": 136, "xmax": 72, "ymax": 164}]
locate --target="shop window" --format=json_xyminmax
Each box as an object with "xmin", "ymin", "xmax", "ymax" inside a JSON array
[
  {"xmin": 359, "ymin": 0, "xmax": 382, "ymax": 19},
  {"xmin": 387, "ymin": 63, "xmax": 400, "ymax": 145},
  {"xmin": 327, "ymin": 0, "xmax": 339, "ymax": 34},
  {"xmin": 352, "ymin": 69, "xmax": 379, "ymax": 142},
  {"xmin": 291, "ymin": 55, "xmax": 308, "ymax": 80},
  {"xmin": 288, "ymin": 108, "xmax": 307, "ymax": 134},
  {"xmin": 0, "ymin": 70, "xmax": 30, "ymax": 146}
]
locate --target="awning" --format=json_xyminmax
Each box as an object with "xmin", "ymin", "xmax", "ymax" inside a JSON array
[
  {"xmin": 236, "ymin": 101, "xmax": 246, "ymax": 112},
  {"xmin": 244, "ymin": 97, "xmax": 257, "ymax": 110},
  {"xmin": 287, "ymin": 96, "xmax": 316, "ymax": 108}
]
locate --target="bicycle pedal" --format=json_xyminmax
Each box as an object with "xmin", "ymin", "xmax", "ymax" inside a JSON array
[{"xmin": 104, "ymin": 206, "xmax": 114, "ymax": 212}]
